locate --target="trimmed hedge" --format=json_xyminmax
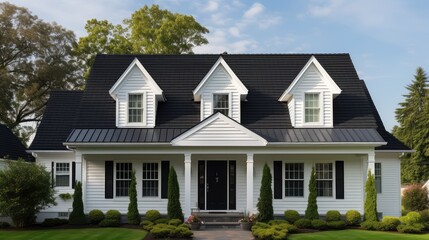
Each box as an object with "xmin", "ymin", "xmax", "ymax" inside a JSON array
[
  {"xmin": 145, "ymin": 209, "xmax": 161, "ymax": 222},
  {"xmin": 169, "ymin": 218, "xmax": 183, "ymax": 226},
  {"xmin": 41, "ymin": 218, "xmax": 68, "ymax": 227},
  {"xmin": 311, "ymin": 219, "xmax": 327, "ymax": 230},
  {"xmin": 154, "ymin": 218, "xmax": 169, "ymax": 224},
  {"xmin": 140, "ymin": 220, "xmax": 154, "ymax": 231},
  {"xmin": 294, "ymin": 218, "xmax": 312, "ymax": 229},
  {"xmin": 88, "ymin": 209, "xmax": 105, "ymax": 224},
  {"xmin": 251, "ymin": 222, "xmax": 288, "ymax": 240},
  {"xmin": 361, "ymin": 220, "xmax": 380, "ymax": 231},
  {"xmin": 284, "ymin": 210, "xmax": 300, "ymax": 224},
  {"xmin": 345, "ymin": 210, "xmax": 361, "ymax": 226},
  {"xmin": 327, "ymin": 220, "xmax": 346, "ymax": 230},
  {"xmin": 105, "ymin": 210, "xmax": 121, "ymax": 221},
  {"xmin": 150, "ymin": 223, "xmax": 193, "ymax": 239},
  {"xmin": 379, "ymin": 216, "xmax": 400, "ymax": 231},
  {"xmin": 397, "ymin": 211, "xmax": 425, "ymax": 233},
  {"xmin": 326, "ymin": 210, "xmax": 341, "ymax": 222},
  {"xmin": 99, "ymin": 219, "xmax": 121, "ymax": 227}
]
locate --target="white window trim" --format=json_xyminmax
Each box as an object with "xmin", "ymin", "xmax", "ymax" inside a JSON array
[
  {"xmin": 54, "ymin": 162, "xmax": 71, "ymax": 189},
  {"xmin": 315, "ymin": 162, "xmax": 335, "ymax": 199},
  {"xmin": 141, "ymin": 162, "xmax": 161, "ymax": 199},
  {"xmin": 212, "ymin": 92, "xmax": 232, "ymax": 117},
  {"xmin": 114, "ymin": 162, "xmax": 133, "ymax": 198},
  {"xmin": 283, "ymin": 161, "xmax": 305, "ymax": 199},
  {"xmin": 126, "ymin": 92, "xmax": 147, "ymax": 127},
  {"xmin": 302, "ymin": 91, "xmax": 324, "ymax": 127}
]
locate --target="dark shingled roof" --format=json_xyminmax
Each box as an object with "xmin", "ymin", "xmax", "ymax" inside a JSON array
[
  {"xmin": 29, "ymin": 91, "xmax": 83, "ymax": 150},
  {"xmin": 0, "ymin": 124, "xmax": 32, "ymax": 160},
  {"xmin": 31, "ymin": 54, "xmax": 409, "ymax": 150}
]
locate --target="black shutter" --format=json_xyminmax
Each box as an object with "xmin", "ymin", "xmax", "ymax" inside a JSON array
[
  {"xmin": 51, "ymin": 162, "xmax": 55, "ymax": 188},
  {"xmin": 105, "ymin": 161, "xmax": 114, "ymax": 199},
  {"xmin": 72, "ymin": 162, "xmax": 76, "ymax": 189},
  {"xmin": 274, "ymin": 161, "xmax": 282, "ymax": 199},
  {"xmin": 335, "ymin": 161, "xmax": 344, "ymax": 199},
  {"xmin": 161, "ymin": 161, "xmax": 170, "ymax": 199}
]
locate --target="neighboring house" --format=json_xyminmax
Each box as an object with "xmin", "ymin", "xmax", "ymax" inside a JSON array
[
  {"xmin": 29, "ymin": 54, "xmax": 409, "ymax": 221},
  {"xmin": 0, "ymin": 124, "xmax": 32, "ymax": 168}
]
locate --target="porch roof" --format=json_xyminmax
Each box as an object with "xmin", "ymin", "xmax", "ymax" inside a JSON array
[{"xmin": 64, "ymin": 128, "xmax": 384, "ymax": 144}]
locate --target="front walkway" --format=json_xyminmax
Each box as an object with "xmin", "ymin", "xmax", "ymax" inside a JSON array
[{"xmin": 193, "ymin": 229, "xmax": 254, "ymax": 240}]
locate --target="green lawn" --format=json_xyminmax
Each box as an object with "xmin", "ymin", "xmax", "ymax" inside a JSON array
[
  {"xmin": 289, "ymin": 229, "xmax": 429, "ymax": 240},
  {"xmin": 0, "ymin": 228, "xmax": 147, "ymax": 240}
]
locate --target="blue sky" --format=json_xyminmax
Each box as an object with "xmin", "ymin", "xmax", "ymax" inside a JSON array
[{"xmin": 8, "ymin": 0, "xmax": 429, "ymax": 131}]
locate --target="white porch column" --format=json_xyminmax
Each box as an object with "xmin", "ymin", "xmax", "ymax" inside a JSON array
[
  {"xmin": 184, "ymin": 153, "xmax": 192, "ymax": 217},
  {"xmin": 367, "ymin": 151, "xmax": 375, "ymax": 175},
  {"xmin": 246, "ymin": 153, "xmax": 254, "ymax": 214},
  {"xmin": 75, "ymin": 152, "xmax": 82, "ymax": 182}
]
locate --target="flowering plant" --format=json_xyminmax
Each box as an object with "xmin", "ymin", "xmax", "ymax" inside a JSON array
[
  {"xmin": 185, "ymin": 214, "xmax": 202, "ymax": 224},
  {"xmin": 239, "ymin": 212, "xmax": 257, "ymax": 223}
]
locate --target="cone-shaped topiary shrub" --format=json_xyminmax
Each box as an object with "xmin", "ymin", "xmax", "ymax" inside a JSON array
[
  {"xmin": 168, "ymin": 167, "xmax": 184, "ymax": 222},
  {"xmin": 364, "ymin": 171, "xmax": 378, "ymax": 221},
  {"xmin": 69, "ymin": 181, "xmax": 86, "ymax": 224},
  {"xmin": 257, "ymin": 163, "xmax": 273, "ymax": 222},
  {"xmin": 305, "ymin": 167, "xmax": 319, "ymax": 220},
  {"xmin": 127, "ymin": 170, "xmax": 140, "ymax": 224}
]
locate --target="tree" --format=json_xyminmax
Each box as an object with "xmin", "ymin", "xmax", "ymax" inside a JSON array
[
  {"xmin": 0, "ymin": 2, "xmax": 83, "ymax": 143},
  {"xmin": 305, "ymin": 167, "xmax": 319, "ymax": 220},
  {"xmin": 364, "ymin": 171, "xmax": 378, "ymax": 222},
  {"xmin": 0, "ymin": 160, "xmax": 56, "ymax": 227},
  {"xmin": 127, "ymin": 170, "xmax": 140, "ymax": 224},
  {"xmin": 393, "ymin": 67, "xmax": 429, "ymax": 183},
  {"xmin": 75, "ymin": 4, "xmax": 209, "ymax": 79},
  {"xmin": 402, "ymin": 184, "xmax": 429, "ymax": 211},
  {"xmin": 167, "ymin": 167, "xmax": 183, "ymax": 221},
  {"xmin": 69, "ymin": 181, "xmax": 86, "ymax": 224},
  {"xmin": 257, "ymin": 163, "xmax": 273, "ymax": 222}
]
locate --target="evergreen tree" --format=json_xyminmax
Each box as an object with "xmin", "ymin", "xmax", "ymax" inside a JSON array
[
  {"xmin": 393, "ymin": 67, "xmax": 429, "ymax": 183},
  {"xmin": 364, "ymin": 171, "xmax": 378, "ymax": 221},
  {"xmin": 127, "ymin": 170, "xmax": 140, "ymax": 224},
  {"xmin": 69, "ymin": 181, "xmax": 86, "ymax": 224},
  {"xmin": 257, "ymin": 163, "xmax": 273, "ymax": 222},
  {"xmin": 305, "ymin": 167, "xmax": 319, "ymax": 220},
  {"xmin": 167, "ymin": 167, "xmax": 184, "ymax": 221}
]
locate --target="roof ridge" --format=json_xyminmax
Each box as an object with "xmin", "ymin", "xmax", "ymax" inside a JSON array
[{"xmin": 95, "ymin": 53, "xmax": 350, "ymax": 57}]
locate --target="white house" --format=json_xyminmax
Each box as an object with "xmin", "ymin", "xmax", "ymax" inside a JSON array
[{"xmin": 28, "ymin": 54, "xmax": 410, "ymax": 221}]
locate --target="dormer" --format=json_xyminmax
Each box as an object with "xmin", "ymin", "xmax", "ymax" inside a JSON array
[
  {"xmin": 279, "ymin": 56, "xmax": 341, "ymax": 128},
  {"xmin": 193, "ymin": 56, "xmax": 248, "ymax": 122},
  {"xmin": 109, "ymin": 58, "xmax": 164, "ymax": 128}
]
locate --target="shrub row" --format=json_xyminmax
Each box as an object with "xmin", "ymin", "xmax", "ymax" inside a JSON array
[
  {"xmin": 283, "ymin": 209, "xmax": 361, "ymax": 226},
  {"xmin": 361, "ymin": 211, "xmax": 426, "ymax": 234},
  {"xmin": 41, "ymin": 218, "xmax": 68, "ymax": 227}
]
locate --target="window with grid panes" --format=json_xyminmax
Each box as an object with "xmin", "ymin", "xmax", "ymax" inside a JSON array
[
  {"xmin": 142, "ymin": 163, "xmax": 159, "ymax": 197},
  {"xmin": 315, "ymin": 163, "xmax": 333, "ymax": 197},
  {"xmin": 213, "ymin": 94, "xmax": 229, "ymax": 116},
  {"xmin": 55, "ymin": 163, "xmax": 70, "ymax": 187},
  {"xmin": 116, "ymin": 163, "xmax": 132, "ymax": 197},
  {"xmin": 128, "ymin": 94, "xmax": 143, "ymax": 123},
  {"xmin": 285, "ymin": 163, "xmax": 304, "ymax": 197},
  {"xmin": 304, "ymin": 93, "xmax": 320, "ymax": 123},
  {"xmin": 375, "ymin": 163, "xmax": 382, "ymax": 193}
]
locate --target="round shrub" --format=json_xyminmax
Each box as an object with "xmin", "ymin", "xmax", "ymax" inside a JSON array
[
  {"xmin": 325, "ymin": 210, "xmax": 341, "ymax": 222},
  {"xmin": 397, "ymin": 223, "xmax": 425, "ymax": 233},
  {"xmin": 327, "ymin": 220, "xmax": 346, "ymax": 230},
  {"xmin": 251, "ymin": 223, "xmax": 288, "ymax": 240},
  {"xmin": 273, "ymin": 223, "xmax": 298, "ymax": 233},
  {"xmin": 140, "ymin": 220, "xmax": 154, "ymax": 231},
  {"xmin": 361, "ymin": 220, "xmax": 380, "ymax": 231},
  {"xmin": 105, "ymin": 210, "xmax": 121, "ymax": 221},
  {"xmin": 172, "ymin": 226, "xmax": 193, "ymax": 238},
  {"xmin": 99, "ymin": 219, "xmax": 120, "ymax": 227},
  {"xmin": 145, "ymin": 209, "xmax": 161, "ymax": 222},
  {"xmin": 378, "ymin": 216, "xmax": 400, "ymax": 231},
  {"xmin": 151, "ymin": 224, "xmax": 173, "ymax": 238},
  {"xmin": 89, "ymin": 209, "xmax": 105, "ymax": 224},
  {"xmin": 294, "ymin": 218, "xmax": 312, "ymax": 229},
  {"xmin": 284, "ymin": 210, "xmax": 300, "ymax": 224},
  {"xmin": 400, "ymin": 211, "xmax": 422, "ymax": 225},
  {"xmin": 154, "ymin": 218, "xmax": 169, "ymax": 224},
  {"xmin": 402, "ymin": 184, "xmax": 429, "ymax": 211},
  {"xmin": 345, "ymin": 210, "xmax": 361, "ymax": 226},
  {"xmin": 311, "ymin": 219, "xmax": 328, "ymax": 230},
  {"xmin": 169, "ymin": 218, "xmax": 183, "ymax": 226},
  {"xmin": 268, "ymin": 219, "xmax": 289, "ymax": 225}
]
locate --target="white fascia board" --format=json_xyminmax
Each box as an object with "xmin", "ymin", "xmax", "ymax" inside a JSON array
[
  {"xmin": 278, "ymin": 55, "xmax": 342, "ymax": 101},
  {"xmin": 193, "ymin": 56, "xmax": 248, "ymax": 102},
  {"xmin": 64, "ymin": 142, "xmax": 171, "ymax": 149},
  {"xmin": 26, "ymin": 150, "xmax": 72, "ymax": 153},
  {"xmin": 109, "ymin": 58, "xmax": 164, "ymax": 100},
  {"xmin": 171, "ymin": 112, "xmax": 267, "ymax": 146},
  {"xmin": 375, "ymin": 149, "xmax": 415, "ymax": 153}
]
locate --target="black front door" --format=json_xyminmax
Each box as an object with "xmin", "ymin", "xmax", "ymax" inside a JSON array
[{"xmin": 206, "ymin": 161, "xmax": 227, "ymax": 210}]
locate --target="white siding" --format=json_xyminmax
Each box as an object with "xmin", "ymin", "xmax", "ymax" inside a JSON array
[
  {"xmin": 290, "ymin": 64, "xmax": 333, "ymax": 128},
  {"xmin": 374, "ymin": 152, "xmax": 402, "ymax": 217},
  {"xmin": 253, "ymin": 154, "xmax": 364, "ymax": 215},
  {"xmin": 200, "ymin": 66, "xmax": 241, "ymax": 122},
  {"xmin": 35, "ymin": 152, "xmax": 75, "ymax": 215},
  {"xmin": 177, "ymin": 116, "xmax": 265, "ymax": 146},
  {"xmin": 116, "ymin": 66, "xmax": 156, "ymax": 128}
]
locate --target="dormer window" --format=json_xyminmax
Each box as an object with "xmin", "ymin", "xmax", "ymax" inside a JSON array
[
  {"xmin": 128, "ymin": 93, "xmax": 144, "ymax": 123},
  {"xmin": 213, "ymin": 93, "xmax": 230, "ymax": 116},
  {"xmin": 304, "ymin": 93, "xmax": 320, "ymax": 123}
]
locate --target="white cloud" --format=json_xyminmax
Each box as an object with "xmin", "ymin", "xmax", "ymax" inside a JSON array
[
  {"xmin": 203, "ymin": 0, "xmax": 219, "ymax": 12},
  {"xmin": 243, "ymin": 2, "xmax": 264, "ymax": 19},
  {"xmin": 228, "ymin": 27, "xmax": 240, "ymax": 37}
]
